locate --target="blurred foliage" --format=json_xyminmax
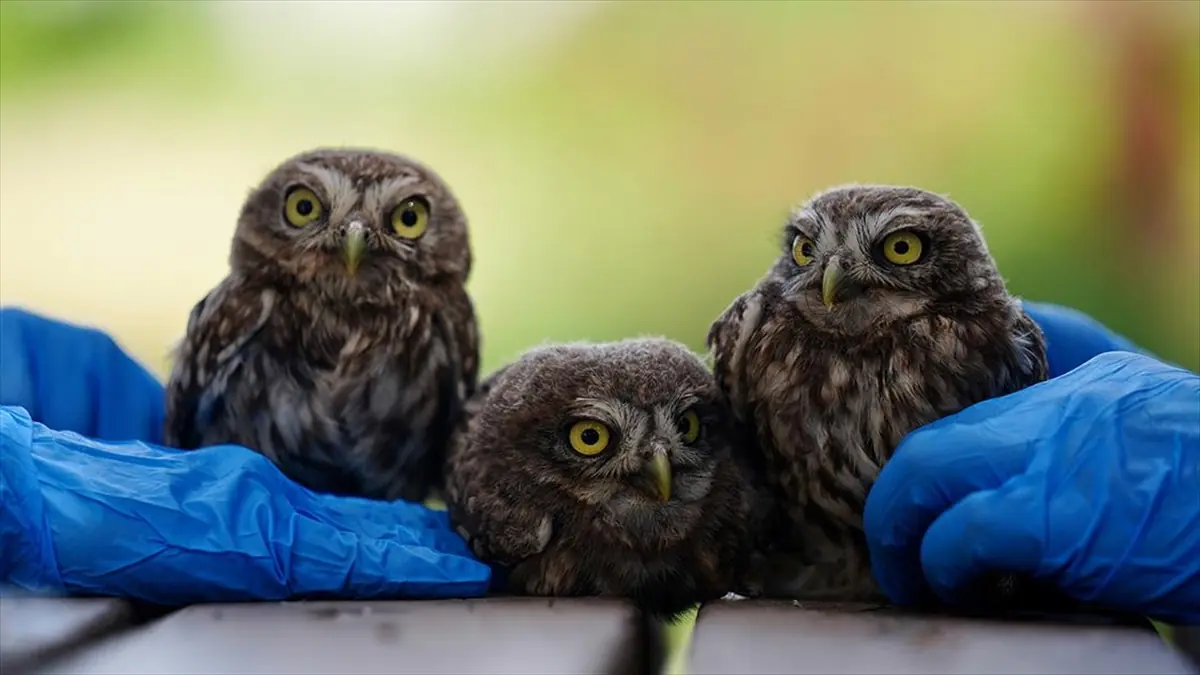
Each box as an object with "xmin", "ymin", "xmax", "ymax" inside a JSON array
[
  {"xmin": 0, "ymin": 1, "xmax": 221, "ymax": 95},
  {"xmin": 1, "ymin": 0, "xmax": 1196, "ymax": 375}
]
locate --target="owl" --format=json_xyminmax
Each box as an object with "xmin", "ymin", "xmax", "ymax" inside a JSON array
[
  {"xmin": 164, "ymin": 148, "xmax": 478, "ymax": 503},
  {"xmin": 707, "ymin": 185, "xmax": 1048, "ymax": 604},
  {"xmin": 444, "ymin": 338, "xmax": 767, "ymax": 619}
]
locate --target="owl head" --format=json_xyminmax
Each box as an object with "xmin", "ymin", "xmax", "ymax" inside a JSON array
[
  {"xmin": 768, "ymin": 185, "xmax": 1005, "ymax": 336},
  {"xmin": 480, "ymin": 338, "xmax": 740, "ymax": 541},
  {"xmin": 229, "ymin": 148, "xmax": 470, "ymax": 302}
]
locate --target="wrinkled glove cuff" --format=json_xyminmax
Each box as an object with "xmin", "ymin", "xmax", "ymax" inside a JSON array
[{"xmin": 0, "ymin": 407, "xmax": 65, "ymax": 594}]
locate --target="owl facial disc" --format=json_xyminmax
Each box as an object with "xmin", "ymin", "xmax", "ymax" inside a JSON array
[
  {"xmin": 821, "ymin": 256, "xmax": 865, "ymax": 309},
  {"xmin": 341, "ymin": 220, "xmax": 366, "ymax": 275}
]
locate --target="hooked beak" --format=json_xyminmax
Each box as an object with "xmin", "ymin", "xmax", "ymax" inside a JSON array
[
  {"xmin": 646, "ymin": 451, "xmax": 672, "ymax": 502},
  {"xmin": 341, "ymin": 222, "xmax": 366, "ymax": 276},
  {"xmin": 821, "ymin": 256, "xmax": 865, "ymax": 309}
]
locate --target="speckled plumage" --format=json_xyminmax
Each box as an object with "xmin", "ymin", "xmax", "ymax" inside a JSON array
[
  {"xmin": 444, "ymin": 338, "xmax": 766, "ymax": 619},
  {"xmin": 708, "ymin": 185, "xmax": 1047, "ymax": 602},
  {"xmin": 164, "ymin": 148, "xmax": 478, "ymax": 502}
]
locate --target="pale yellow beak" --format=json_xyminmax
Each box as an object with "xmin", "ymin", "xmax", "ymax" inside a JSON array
[
  {"xmin": 647, "ymin": 452, "xmax": 671, "ymax": 502},
  {"xmin": 341, "ymin": 223, "xmax": 366, "ymax": 276},
  {"xmin": 822, "ymin": 256, "xmax": 864, "ymax": 308}
]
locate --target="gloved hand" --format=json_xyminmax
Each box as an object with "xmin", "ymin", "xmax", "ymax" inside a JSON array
[
  {"xmin": 0, "ymin": 308, "xmax": 166, "ymax": 443},
  {"xmin": 865, "ymin": 303, "xmax": 1199, "ymax": 623},
  {"xmin": 0, "ymin": 307, "xmax": 490, "ymax": 605}
]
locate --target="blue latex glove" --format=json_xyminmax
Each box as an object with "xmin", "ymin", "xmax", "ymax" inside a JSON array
[
  {"xmin": 865, "ymin": 303, "xmax": 1199, "ymax": 623},
  {"xmin": 0, "ymin": 307, "xmax": 490, "ymax": 605},
  {"xmin": 1021, "ymin": 300, "xmax": 1148, "ymax": 377},
  {"xmin": 0, "ymin": 308, "xmax": 166, "ymax": 443}
]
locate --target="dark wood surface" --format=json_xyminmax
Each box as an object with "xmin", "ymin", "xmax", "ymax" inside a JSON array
[
  {"xmin": 0, "ymin": 595, "xmax": 133, "ymax": 675},
  {"xmin": 33, "ymin": 597, "xmax": 656, "ymax": 675},
  {"xmin": 1177, "ymin": 626, "xmax": 1200, "ymax": 668},
  {"xmin": 688, "ymin": 599, "xmax": 1197, "ymax": 675}
]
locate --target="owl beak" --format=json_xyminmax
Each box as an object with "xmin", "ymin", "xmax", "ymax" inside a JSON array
[
  {"xmin": 341, "ymin": 222, "xmax": 366, "ymax": 276},
  {"xmin": 646, "ymin": 451, "xmax": 672, "ymax": 502},
  {"xmin": 822, "ymin": 257, "xmax": 865, "ymax": 308}
]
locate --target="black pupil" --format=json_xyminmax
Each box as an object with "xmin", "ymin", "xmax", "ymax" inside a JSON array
[
  {"xmin": 893, "ymin": 240, "xmax": 910, "ymax": 254},
  {"xmin": 801, "ymin": 242, "xmax": 813, "ymax": 257},
  {"xmin": 580, "ymin": 428, "xmax": 600, "ymax": 445},
  {"xmin": 400, "ymin": 209, "xmax": 418, "ymax": 227},
  {"xmin": 677, "ymin": 418, "xmax": 690, "ymax": 434},
  {"xmin": 296, "ymin": 199, "xmax": 313, "ymax": 216}
]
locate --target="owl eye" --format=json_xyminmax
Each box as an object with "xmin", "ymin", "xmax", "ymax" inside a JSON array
[
  {"xmin": 391, "ymin": 197, "xmax": 430, "ymax": 240},
  {"xmin": 676, "ymin": 410, "xmax": 701, "ymax": 444},
  {"xmin": 880, "ymin": 230, "xmax": 924, "ymax": 265},
  {"xmin": 284, "ymin": 187, "xmax": 324, "ymax": 227},
  {"xmin": 792, "ymin": 236, "xmax": 816, "ymax": 267},
  {"xmin": 568, "ymin": 420, "xmax": 611, "ymax": 456}
]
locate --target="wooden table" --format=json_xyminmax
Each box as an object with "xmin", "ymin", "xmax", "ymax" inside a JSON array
[
  {"xmin": 14, "ymin": 597, "xmax": 655, "ymax": 675},
  {"xmin": 688, "ymin": 600, "xmax": 1196, "ymax": 675},
  {"xmin": 2, "ymin": 592, "xmax": 1194, "ymax": 675}
]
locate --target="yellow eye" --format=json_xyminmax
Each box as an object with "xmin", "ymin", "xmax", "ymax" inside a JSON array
[
  {"xmin": 284, "ymin": 188, "xmax": 324, "ymax": 227},
  {"xmin": 568, "ymin": 420, "xmax": 611, "ymax": 456},
  {"xmin": 391, "ymin": 197, "xmax": 430, "ymax": 239},
  {"xmin": 792, "ymin": 236, "xmax": 816, "ymax": 266},
  {"xmin": 881, "ymin": 231, "xmax": 924, "ymax": 265},
  {"xmin": 677, "ymin": 410, "xmax": 701, "ymax": 444}
]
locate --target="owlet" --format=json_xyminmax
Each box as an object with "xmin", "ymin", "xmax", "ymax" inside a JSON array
[
  {"xmin": 444, "ymin": 338, "xmax": 767, "ymax": 619},
  {"xmin": 164, "ymin": 148, "xmax": 479, "ymax": 502},
  {"xmin": 708, "ymin": 185, "xmax": 1048, "ymax": 604}
]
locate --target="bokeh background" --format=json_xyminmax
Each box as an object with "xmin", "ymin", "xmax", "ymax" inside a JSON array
[
  {"xmin": 0, "ymin": 1, "xmax": 1196, "ymax": 671},
  {"xmin": 1, "ymin": 0, "xmax": 1197, "ymax": 376}
]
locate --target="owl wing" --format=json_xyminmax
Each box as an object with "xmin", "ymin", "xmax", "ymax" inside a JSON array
[
  {"xmin": 445, "ymin": 364, "xmax": 553, "ymax": 569},
  {"xmin": 452, "ymin": 289, "xmax": 481, "ymax": 399},
  {"xmin": 706, "ymin": 290, "xmax": 766, "ymax": 421},
  {"xmin": 163, "ymin": 277, "xmax": 276, "ymax": 449},
  {"xmin": 956, "ymin": 301, "xmax": 1051, "ymax": 410},
  {"xmin": 999, "ymin": 303, "xmax": 1050, "ymax": 392},
  {"xmin": 419, "ymin": 286, "xmax": 480, "ymax": 493}
]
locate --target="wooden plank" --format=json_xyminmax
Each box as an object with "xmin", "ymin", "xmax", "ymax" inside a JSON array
[
  {"xmin": 37, "ymin": 598, "xmax": 657, "ymax": 675},
  {"xmin": 689, "ymin": 600, "xmax": 1198, "ymax": 675},
  {"xmin": 0, "ymin": 594, "xmax": 133, "ymax": 675}
]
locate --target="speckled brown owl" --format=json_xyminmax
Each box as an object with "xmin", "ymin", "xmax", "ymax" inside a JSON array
[
  {"xmin": 708, "ymin": 184, "xmax": 1048, "ymax": 603},
  {"xmin": 444, "ymin": 338, "xmax": 767, "ymax": 619},
  {"xmin": 164, "ymin": 147, "xmax": 478, "ymax": 502}
]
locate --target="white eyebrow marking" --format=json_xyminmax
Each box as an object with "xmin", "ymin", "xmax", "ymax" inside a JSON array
[
  {"xmin": 297, "ymin": 163, "xmax": 357, "ymax": 224},
  {"xmin": 870, "ymin": 206, "xmax": 927, "ymax": 233},
  {"xmin": 790, "ymin": 206, "xmax": 837, "ymax": 251},
  {"xmin": 363, "ymin": 174, "xmax": 422, "ymax": 216},
  {"xmin": 791, "ymin": 207, "xmax": 819, "ymax": 228}
]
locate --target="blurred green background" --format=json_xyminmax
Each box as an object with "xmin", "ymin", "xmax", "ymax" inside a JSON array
[
  {"xmin": 2, "ymin": 0, "xmax": 1197, "ymax": 376},
  {"xmin": 0, "ymin": 1, "xmax": 1196, "ymax": 671}
]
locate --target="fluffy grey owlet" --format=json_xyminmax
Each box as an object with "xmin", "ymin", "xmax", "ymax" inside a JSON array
[
  {"xmin": 444, "ymin": 338, "xmax": 767, "ymax": 619},
  {"xmin": 164, "ymin": 148, "xmax": 479, "ymax": 502},
  {"xmin": 707, "ymin": 184, "xmax": 1048, "ymax": 605}
]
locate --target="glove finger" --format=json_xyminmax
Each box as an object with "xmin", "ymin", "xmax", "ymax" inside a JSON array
[
  {"xmin": 290, "ymin": 514, "xmax": 491, "ymax": 599},
  {"xmin": 302, "ymin": 494, "xmax": 474, "ymax": 556},
  {"xmin": 918, "ymin": 479, "xmax": 1047, "ymax": 606}
]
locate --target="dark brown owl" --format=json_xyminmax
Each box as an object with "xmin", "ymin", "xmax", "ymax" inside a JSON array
[
  {"xmin": 444, "ymin": 338, "xmax": 766, "ymax": 619},
  {"xmin": 707, "ymin": 184, "xmax": 1048, "ymax": 604},
  {"xmin": 163, "ymin": 147, "xmax": 478, "ymax": 503}
]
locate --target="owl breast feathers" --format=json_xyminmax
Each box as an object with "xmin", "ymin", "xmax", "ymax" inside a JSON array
[
  {"xmin": 444, "ymin": 338, "xmax": 768, "ymax": 619},
  {"xmin": 164, "ymin": 148, "xmax": 479, "ymax": 503},
  {"xmin": 708, "ymin": 185, "xmax": 1048, "ymax": 601}
]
